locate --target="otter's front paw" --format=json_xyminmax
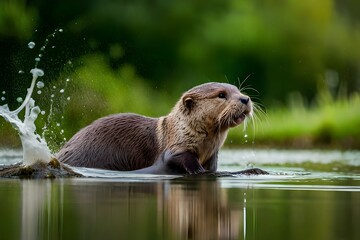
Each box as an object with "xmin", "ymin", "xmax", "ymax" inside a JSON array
[{"xmin": 162, "ymin": 151, "xmax": 205, "ymax": 175}]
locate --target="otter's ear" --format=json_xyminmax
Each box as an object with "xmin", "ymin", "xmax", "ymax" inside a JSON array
[{"xmin": 183, "ymin": 97, "xmax": 195, "ymax": 111}]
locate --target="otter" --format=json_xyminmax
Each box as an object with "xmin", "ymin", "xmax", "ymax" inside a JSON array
[{"xmin": 57, "ymin": 82, "xmax": 260, "ymax": 175}]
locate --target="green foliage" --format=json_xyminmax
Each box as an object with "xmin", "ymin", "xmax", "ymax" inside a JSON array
[
  {"xmin": 1, "ymin": 0, "xmax": 360, "ymax": 149},
  {"xmin": 0, "ymin": 0, "xmax": 37, "ymax": 40},
  {"xmin": 227, "ymin": 88, "xmax": 360, "ymax": 148},
  {"xmin": 176, "ymin": 0, "xmax": 360, "ymax": 102},
  {"xmin": 59, "ymin": 55, "xmax": 172, "ymax": 144},
  {"xmin": 2, "ymin": 0, "xmax": 360, "ymax": 104}
]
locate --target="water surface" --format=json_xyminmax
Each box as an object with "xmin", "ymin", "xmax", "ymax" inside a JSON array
[{"xmin": 0, "ymin": 149, "xmax": 359, "ymax": 240}]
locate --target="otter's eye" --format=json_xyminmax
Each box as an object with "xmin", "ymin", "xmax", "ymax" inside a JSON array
[{"xmin": 218, "ymin": 92, "xmax": 226, "ymax": 99}]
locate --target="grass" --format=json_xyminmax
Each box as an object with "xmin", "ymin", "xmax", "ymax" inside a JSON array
[
  {"xmin": 226, "ymin": 89, "xmax": 360, "ymax": 149},
  {"xmin": 1, "ymin": 55, "xmax": 359, "ymax": 150}
]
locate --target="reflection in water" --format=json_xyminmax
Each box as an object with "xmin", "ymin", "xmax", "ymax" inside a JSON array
[
  {"xmin": 162, "ymin": 180, "xmax": 243, "ymax": 239},
  {"xmin": 68, "ymin": 180, "xmax": 246, "ymax": 240},
  {"xmin": 2, "ymin": 178, "xmax": 358, "ymax": 240},
  {"xmin": 17, "ymin": 179, "xmax": 246, "ymax": 240},
  {"xmin": 2, "ymin": 149, "xmax": 359, "ymax": 240},
  {"xmin": 21, "ymin": 180, "xmax": 64, "ymax": 240}
]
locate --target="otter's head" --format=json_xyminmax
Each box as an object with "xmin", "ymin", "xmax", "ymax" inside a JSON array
[{"xmin": 176, "ymin": 82, "xmax": 252, "ymax": 132}]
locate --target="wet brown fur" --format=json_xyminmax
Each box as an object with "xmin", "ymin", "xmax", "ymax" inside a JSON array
[{"xmin": 56, "ymin": 82, "xmax": 252, "ymax": 173}]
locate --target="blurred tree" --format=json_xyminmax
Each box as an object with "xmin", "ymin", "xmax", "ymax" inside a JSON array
[
  {"xmin": 0, "ymin": 0, "xmax": 359, "ymax": 106},
  {"xmin": 0, "ymin": 0, "xmax": 37, "ymax": 107}
]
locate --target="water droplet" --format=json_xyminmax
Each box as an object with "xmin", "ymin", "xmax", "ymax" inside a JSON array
[
  {"xmin": 1, "ymin": 97, "xmax": 5, "ymax": 101},
  {"xmin": 18, "ymin": 70, "xmax": 24, "ymax": 74},
  {"xmin": 63, "ymin": 138, "xmax": 67, "ymax": 141},
  {"xmin": 56, "ymin": 123, "xmax": 60, "ymax": 127},
  {"xmin": 35, "ymin": 29, "xmax": 38, "ymax": 32},
  {"xmin": 30, "ymin": 68, "xmax": 44, "ymax": 77},
  {"xmin": 16, "ymin": 97, "xmax": 23, "ymax": 103},
  {"xmin": 35, "ymin": 57, "xmax": 40, "ymax": 62},
  {"xmin": 53, "ymin": 86, "xmax": 57, "ymax": 89},
  {"xmin": 67, "ymin": 97, "xmax": 71, "ymax": 101},
  {"xmin": 2, "ymin": 91, "xmax": 5, "ymax": 94},
  {"xmin": 60, "ymin": 89, "xmax": 64, "ymax": 93},
  {"xmin": 38, "ymin": 54, "xmax": 42, "ymax": 58},
  {"xmin": 36, "ymin": 81, "xmax": 45, "ymax": 89},
  {"xmin": 28, "ymin": 41, "xmax": 35, "ymax": 49},
  {"xmin": 60, "ymin": 129, "xmax": 64, "ymax": 134},
  {"xmin": 41, "ymin": 111, "xmax": 46, "ymax": 115},
  {"xmin": 37, "ymin": 90, "xmax": 42, "ymax": 94},
  {"xmin": 244, "ymin": 134, "xmax": 248, "ymax": 138},
  {"xmin": 67, "ymin": 60, "xmax": 72, "ymax": 65},
  {"xmin": 52, "ymin": 46, "xmax": 55, "ymax": 49},
  {"xmin": 246, "ymin": 162, "xmax": 254, "ymax": 168},
  {"xmin": 58, "ymin": 29, "xmax": 63, "ymax": 32},
  {"xmin": 40, "ymin": 46, "xmax": 45, "ymax": 51},
  {"xmin": 66, "ymin": 78, "xmax": 70, "ymax": 82},
  {"xmin": 51, "ymin": 94, "xmax": 54, "ymax": 98}
]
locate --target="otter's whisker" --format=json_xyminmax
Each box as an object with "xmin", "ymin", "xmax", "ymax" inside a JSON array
[
  {"xmin": 253, "ymin": 99, "xmax": 265, "ymax": 107},
  {"xmin": 243, "ymin": 118, "xmax": 249, "ymax": 132},
  {"xmin": 249, "ymin": 102, "xmax": 269, "ymax": 142},
  {"xmin": 252, "ymin": 103, "xmax": 268, "ymax": 123},
  {"xmin": 239, "ymin": 86, "xmax": 260, "ymax": 96},
  {"xmin": 225, "ymin": 75, "xmax": 230, "ymax": 84},
  {"xmin": 238, "ymin": 74, "xmax": 254, "ymax": 91},
  {"xmin": 250, "ymin": 112, "xmax": 256, "ymax": 140}
]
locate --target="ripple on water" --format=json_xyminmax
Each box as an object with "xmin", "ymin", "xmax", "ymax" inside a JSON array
[{"xmin": 0, "ymin": 149, "xmax": 359, "ymax": 185}]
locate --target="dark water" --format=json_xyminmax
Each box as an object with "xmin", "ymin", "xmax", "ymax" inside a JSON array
[{"xmin": 0, "ymin": 149, "xmax": 359, "ymax": 240}]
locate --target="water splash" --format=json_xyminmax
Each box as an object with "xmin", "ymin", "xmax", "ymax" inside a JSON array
[
  {"xmin": 0, "ymin": 68, "xmax": 52, "ymax": 166},
  {"xmin": 0, "ymin": 28, "xmax": 82, "ymax": 178}
]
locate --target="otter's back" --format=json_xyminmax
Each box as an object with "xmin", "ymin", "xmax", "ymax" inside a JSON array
[{"xmin": 57, "ymin": 113, "xmax": 159, "ymax": 170}]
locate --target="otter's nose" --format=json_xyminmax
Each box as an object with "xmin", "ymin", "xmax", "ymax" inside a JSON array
[{"xmin": 240, "ymin": 97, "xmax": 250, "ymax": 105}]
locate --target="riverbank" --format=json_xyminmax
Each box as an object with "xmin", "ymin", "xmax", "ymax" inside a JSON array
[
  {"xmin": 1, "ymin": 80, "xmax": 359, "ymax": 150},
  {"xmin": 226, "ymin": 91, "xmax": 360, "ymax": 150}
]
